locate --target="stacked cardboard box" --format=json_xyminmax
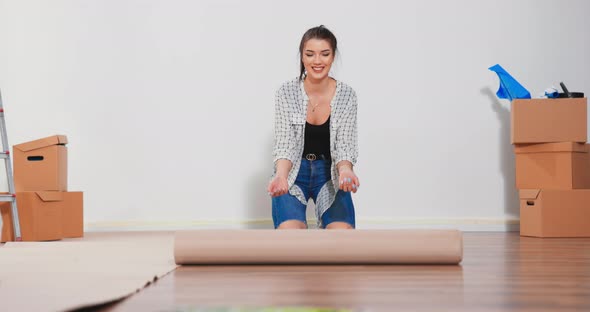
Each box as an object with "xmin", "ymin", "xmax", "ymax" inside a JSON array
[
  {"xmin": 511, "ymin": 98, "xmax": 590, "ymax": 237},
  {"xmin": 1, "ymin": 135, "xmax": 83, "ymax": 242}
]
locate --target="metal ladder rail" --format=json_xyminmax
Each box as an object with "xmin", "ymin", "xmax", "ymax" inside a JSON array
[{"xmin": 0, "ymin": 89, "xmax": 22, "ymax": 241}]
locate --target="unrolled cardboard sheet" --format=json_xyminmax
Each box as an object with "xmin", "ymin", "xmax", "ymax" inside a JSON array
[
  {"xmin": 175, "ymin": 229, "xmax": 463, "ymax": 265},
  {"xmin": 0, "ymin": 232, "xmax": 177, "ymax": 312}
]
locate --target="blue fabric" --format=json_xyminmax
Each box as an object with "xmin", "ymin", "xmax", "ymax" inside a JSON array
[
  {"xmin": 272, "ymin": 158, "xmax": 356, "ymax": 228},
  {"xmin": 545, "ymin": 87, "xmax": 559, "ymax": 98},
  {"xmin": 489, "ymin": 64, "xmax": 531, "ymax": 101}
]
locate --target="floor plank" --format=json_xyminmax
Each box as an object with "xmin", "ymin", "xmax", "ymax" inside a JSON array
[{"xmin": 93, "ymin": 232, "xmax": 590, "ymax": 312}]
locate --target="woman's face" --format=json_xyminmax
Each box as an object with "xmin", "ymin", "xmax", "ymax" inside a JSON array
[{"xmin": 302, "ymin": 38, "xmax": 334, "ymax": 81}]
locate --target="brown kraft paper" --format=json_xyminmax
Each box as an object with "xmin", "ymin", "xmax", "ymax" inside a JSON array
[{"xmin": 174, "ymin": 229, "xmax": 463, "ymax": 265}]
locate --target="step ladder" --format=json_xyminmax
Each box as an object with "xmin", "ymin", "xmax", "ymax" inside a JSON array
[{"xmin": 0, "ymin": 89, "xmax": 21, "ymax": 241}]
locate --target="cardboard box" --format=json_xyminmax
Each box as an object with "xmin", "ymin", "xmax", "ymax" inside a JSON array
[
  {"xmin": 520, "ymin": 189, "xmax": 590, "ymax": 237},
  {"xmin": 1, "ymin": 192, "xmax": 63, "ymax": 242},
  {"xmin": 511, "ymin": 98, "xmax": 587, "ymax": 144},
  {"xmin": 1, "ymin": 191, "xmax": 83, "ymax": 242},
  {"xmin": 61, "ymin": 191, "xmax": 84, "ymax": 238},
  {"xmin": 14, "ymin": 135, "xmax": 68, "ymax": 192},
  {"xmin": 515, "ymin": 142, "xmax": 590, "ymax": 189}
]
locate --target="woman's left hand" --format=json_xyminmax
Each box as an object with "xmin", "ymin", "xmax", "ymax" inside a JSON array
[{"xmin": 338, "ymin": 166, "xmax": 360, "ymax": 193}]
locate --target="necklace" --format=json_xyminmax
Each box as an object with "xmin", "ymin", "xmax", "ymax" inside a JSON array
[{"xmin": 309, "ymin": 98, "xmax": 320, "ymax": 112}]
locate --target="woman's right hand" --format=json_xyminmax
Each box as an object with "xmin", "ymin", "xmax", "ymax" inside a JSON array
[{"xmin": 268, "ymin": 175, "xmax": 289, "ymax": 197}]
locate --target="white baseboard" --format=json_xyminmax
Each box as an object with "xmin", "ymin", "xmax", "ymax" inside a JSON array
[{"xmin": 85, "ymin": 218, "xmax": 520, "ymax": 232}]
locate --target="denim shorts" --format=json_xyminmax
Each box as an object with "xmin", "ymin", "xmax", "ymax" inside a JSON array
[{"xmin": 272, "ymin": 158, "xmax": 356, "ymax": 228}]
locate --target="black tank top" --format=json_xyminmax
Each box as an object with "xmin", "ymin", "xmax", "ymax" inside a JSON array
[{"xmin": 302, "ymin": 116, "xmax": 331, "ymax": 159}]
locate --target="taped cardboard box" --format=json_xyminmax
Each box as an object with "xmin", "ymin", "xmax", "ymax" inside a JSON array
[
  {"xmin": 511, "ymin": 98, "xmax": 587, "ymax": 144},
  {"xmin": 514, "ymin": 142, "xmax": 590, "ymax": 189},
  {"xmin": 519, "ymin": 189, "xmax": 590, "ymax": 237},
  {"xmin": 13, "ymin": 135, "xmax": 68, "ymax": 192},
  {"xmin": 1, "ymin": 191, "xmax": 83, "ymax": 242}
]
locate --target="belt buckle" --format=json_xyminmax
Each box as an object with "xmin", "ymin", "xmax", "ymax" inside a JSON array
[{"xmin": 306, "ymin": 153, "xmax": 317, "ymax": 161}]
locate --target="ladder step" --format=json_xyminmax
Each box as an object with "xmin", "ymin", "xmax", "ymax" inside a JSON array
[
  {"xmin": 0, "ymin": 194, "xmax": 16, "ymax": 202},
  {"xmin": 0, "ymin": 152, "xmax": 9, "ymax": 159}
]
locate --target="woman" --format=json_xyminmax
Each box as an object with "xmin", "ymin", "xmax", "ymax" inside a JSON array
[{"xmin": 267, "ymin": 25, "xmax": 360, "ymax": 230}]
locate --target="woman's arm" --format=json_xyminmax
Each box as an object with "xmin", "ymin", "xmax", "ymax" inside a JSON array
[
  {"xmin": 272, "ymin": 87, "xmax": 296, "ymax": 168},
  {"xmin": 274, "ymin": 159, "xmax": 293, "ymax": 179},
  {"xmin": 269, "ymin": 87, "xmax": 295, "ymax": 197},
  {"xmin": 335, "ymin": 90, "xmax": 358, "ymax": 170},
  {"xmin": 335, "ymin": 90, "xmax": 360, "ymax": 192}
]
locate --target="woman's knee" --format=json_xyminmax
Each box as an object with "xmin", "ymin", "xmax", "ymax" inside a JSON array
[
  {"xmin": 277, "ymin": 220, "xmax": 308, "ymax": 229},
  {"xmin": 325, "ymin": 221, "xmax": 354, "ymax": 229}
]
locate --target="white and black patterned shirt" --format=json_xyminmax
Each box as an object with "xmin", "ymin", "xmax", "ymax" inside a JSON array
[{"xmin": 272, "ymin": 77, "xmax": 358, "ymax": 226}]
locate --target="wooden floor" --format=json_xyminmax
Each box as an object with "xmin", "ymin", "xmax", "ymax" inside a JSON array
[{"xmin": 93, "ymin": 232, "xmax": 590, "ymax": 312}]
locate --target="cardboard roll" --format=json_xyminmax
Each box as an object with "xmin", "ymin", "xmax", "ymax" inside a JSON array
[{"xmin": 174, "ymin": 229, "xmax": 463, "ymax": 265}]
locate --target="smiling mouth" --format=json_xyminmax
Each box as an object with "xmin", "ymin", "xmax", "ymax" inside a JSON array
[{"xmin": 311, "ymin": 66, "xmax": 324, "ymax": 72}]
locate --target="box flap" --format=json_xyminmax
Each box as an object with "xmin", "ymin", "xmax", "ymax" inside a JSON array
[
  {"xmin": 35, "ymin": 191, "xmax": 63, "ymax": 202},
  {"xmin": 14, "ymin": 135, "xmax": 68, "ymax": 152},
  {"xmin": 514, "ymin": 142, "xmax": 589, "ymax": 154},
  {"xmin": 519, "ymin": 189, "xmax": 541, "ymax": 200}
]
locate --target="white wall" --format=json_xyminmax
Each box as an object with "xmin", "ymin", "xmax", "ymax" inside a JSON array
[{"xmin": 0, "ymin": 0, "xmax": 589, "ymax": 231}]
